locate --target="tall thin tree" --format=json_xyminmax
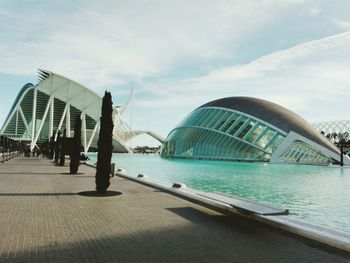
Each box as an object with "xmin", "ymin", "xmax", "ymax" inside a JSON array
[
  {"xmin": 70, "ymin": 115, "xmax": 81, "ymax": 174},
  {"xmin": 49, "ymin": 135, "xmax": 54, "ymax": 159},
  {"xmin": 95, "ymin": 91, "xmax": 114, "ymax": 193},
  {"xmin": 59, "ymin": 129, "xmax": 66, "ymax": 166},
  {"xmin": 54, "ymin": 131, "xmax": 61, "ymax": 164}
]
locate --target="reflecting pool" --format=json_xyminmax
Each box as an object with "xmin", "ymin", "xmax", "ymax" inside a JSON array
[{"xmin": 88, "ymin": 153, "xmax": 350, "ymax": 234}]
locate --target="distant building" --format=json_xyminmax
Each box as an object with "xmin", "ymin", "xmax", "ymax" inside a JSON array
[
  {"xmin": 0, "ymin": 70, "xmax": 163, "ymax": 153},
  {"xmin": 161, "ymin": 97, "xmax": 348, "ymax": 165},
  {"xmin": 133, "ymin": 146, "xmax": 160, "ymax": 154},
  {"xmin": 312, "ymin": 120, "xmax": 350, "ymax": 136}
]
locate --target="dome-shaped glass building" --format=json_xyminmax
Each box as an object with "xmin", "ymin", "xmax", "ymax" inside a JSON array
[{"xmin": 161, "ymin": 97, "xmax": 347, "ymax": 165}]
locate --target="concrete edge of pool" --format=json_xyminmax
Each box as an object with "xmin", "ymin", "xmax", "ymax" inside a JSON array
[
  {"xmin": 113, "ymin": 167, "xmax": 350, "ymax": 253},
  {"xmin": 83, "ymin": 162, "xmax": 350, "ymax": 253}
]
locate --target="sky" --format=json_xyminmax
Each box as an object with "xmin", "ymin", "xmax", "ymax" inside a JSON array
[{"xmin": 1, "ymin": 0, "xmax": 350, "ymax": 146}]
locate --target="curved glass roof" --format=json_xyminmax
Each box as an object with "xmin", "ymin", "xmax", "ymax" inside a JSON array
[
  {"xmin": 199, "ymin": 97, "xmax": 339, "ymax": 154},
  {"xmin": 162, "ymin": 107, "xmax": 287, "ymax": 162},
  {"xmin": 3, "ymin": 83, "xmax": 34, "ymax": 127}
]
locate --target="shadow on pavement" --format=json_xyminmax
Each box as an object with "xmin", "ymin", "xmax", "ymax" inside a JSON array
[{"xmin": 0, "ymin": 193, "xmax": 77, "ymax": 196}]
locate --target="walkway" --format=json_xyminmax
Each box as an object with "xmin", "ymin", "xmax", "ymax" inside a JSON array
[{"xmin": 0, "ymin": 157, "xmax": 349, "ymax": 262}]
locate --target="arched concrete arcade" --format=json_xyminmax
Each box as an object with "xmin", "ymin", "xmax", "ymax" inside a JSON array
[{"xmin": 0, "ymin": 70, "xmax": 163, "ymax": 153}]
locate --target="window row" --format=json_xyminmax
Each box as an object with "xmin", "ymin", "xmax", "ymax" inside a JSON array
[
  {"xmin": 161, "ymin": 127, "xmax": 270, "ymax": 161},
  {"xmin": 176, "ymin": 108, "xmax": 285, "ymax": 154},
  {"xmin": 279, "ymin": 140, "xmax": 331, "ymax": 165}
]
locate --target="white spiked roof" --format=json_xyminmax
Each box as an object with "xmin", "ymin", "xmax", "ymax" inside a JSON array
[{"xmin": 36, "ymin": 69, "xmax": 106, "ymax": 121}]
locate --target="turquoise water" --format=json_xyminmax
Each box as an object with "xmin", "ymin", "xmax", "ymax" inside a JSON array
[{"xmin": 88, "ymin": 153, "xmax": 350, "ymax": 234}]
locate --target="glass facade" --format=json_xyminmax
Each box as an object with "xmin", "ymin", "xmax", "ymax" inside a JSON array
[
  {"xmin": 279, "ymin": 140, "xmax": 331, "ymax": 165},
  {"xmin": 161, "ymin": 107, "xmax": 286, "ymax": 162},
  {"xmin": 161, "ymin": 106, "xmax": 334, "ymax": 165}
]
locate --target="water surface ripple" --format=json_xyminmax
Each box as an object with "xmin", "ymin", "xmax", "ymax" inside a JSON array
[{"xmin": 88, "ymin": 153, "xmax": 350, "ymax": 233}]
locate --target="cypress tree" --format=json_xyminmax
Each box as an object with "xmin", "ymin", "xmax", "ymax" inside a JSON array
[
  {"xmin": 95, "ymin": 91, "xmax": 114, "ymax": 193},
  {"xmin": 49, "ymin": 135, "xmax": 54, "ymax": 159},
  {"xmin": 54, "ymin": 131, "xmax": 61, "ymax": 164},
  {"xmin": 43, "ymin": 139, "xmax": 49, "ymax": 157},
  {"xmin": 59, "ymin": 129, "xmax": 66, "ymax": 166},
  {"xmin": 70, "ymin": 115, "xmax": 81, "ymax": 174}
]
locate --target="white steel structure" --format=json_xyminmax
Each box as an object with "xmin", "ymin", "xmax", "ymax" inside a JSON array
[
  {"xmin": 0, "ymin": 70, "xmax": 163, "ymax": 153},
  {"xmin": 312, "ymin": 120, "xmax": 350, "ymax": 135}
]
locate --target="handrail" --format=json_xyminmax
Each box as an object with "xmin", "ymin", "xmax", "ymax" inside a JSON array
[{"xmin": 0, "ymin": 151, "xmax": 21, "ymax": 163}]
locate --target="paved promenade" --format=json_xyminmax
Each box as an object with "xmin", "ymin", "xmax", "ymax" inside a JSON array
[{"xmin": 0, "ymin": 157, "xmax": 349, "ymax": 263}]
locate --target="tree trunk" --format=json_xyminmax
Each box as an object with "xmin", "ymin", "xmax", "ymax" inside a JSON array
[
  {"xmin": 340, "ymin": 143, "xmax": 344, "ymax": 167},
  {"xmin": 95, "ymin": 91, "xmax": 114, "ymax": 194},
  {"xmin": 54, "ymin": 131, "xmax": 61, "ymax": 164},
  {"xmin": 70, "ymin": 116, "xmax": 81, "ymax": 174},
  {"xmin": 59, "ymin": 129, "xmax": 66, "ymax": 166}
]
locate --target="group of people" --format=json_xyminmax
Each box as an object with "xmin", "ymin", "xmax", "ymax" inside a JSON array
[
  {"xmin": 24, "ymin": 147, "xmax": 41, "ymax": 157},
  {"xmin": 23, "ymin": 145, "xmax": 91, "ymax": 162},
  {"xmin": 80, "ymin": 153, "xmax": 90, "ymax": 161}
]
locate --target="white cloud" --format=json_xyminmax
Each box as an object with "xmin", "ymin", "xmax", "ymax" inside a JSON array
[
  {"xmin": 309, "ymin": 7, "xmax": 321, "ymax": 15},
  {"xmin": 0, "ymin": 0, "xmax": 307, "ymax": 88},
  {"xmin": 332, "ymin": 19, "xmax": 350, "ymax": 30},
  {"xmin": 141, "ymin": 31, "xmax": 350, "ymax": 124},
  {"xmin": 1, "ymin": 1, "xmax": 350, "ymax": 139}
]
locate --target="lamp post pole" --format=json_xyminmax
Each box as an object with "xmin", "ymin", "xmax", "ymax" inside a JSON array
[{"xmin": 340, "ymin": 142, "xmax": 344, "ymax": 167}]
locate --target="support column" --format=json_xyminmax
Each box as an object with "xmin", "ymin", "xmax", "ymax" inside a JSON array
[
  {"xmin": 82, "ymin": 112, "xmax": 87, "ymax": 153},
  {"xmin": 66, "ymin": 80, "xmax": 71, "ymax": 137},
  {"xmin": 49, "ymin": 97, "xmax": 54, "ymax": 138},
  {"xmin": 15, "ymin": 110, "xmax": 19, "ymax": 136},
  {"xmin": 33, "ymin": 96, "xmax": 54, "ymax": 148},
  {"xmin": 49, "ymin": 75, "xmax": 55, "ymax": 138},
  {"xmin": 55, "ymin": 104, "xmax": 68, "ymax": 141},
  {"xmin": 31, "ymin": 88, "xmax": 37, "ymax": 150},
  {"xmin": 86, "ymin": 120, "xmax": 99, "ymax": 152},
  {"xmin": 19, "ymin": 107, "xmax": 30, "ymax": 135},
  {"xmin": 66, "ymin": 103, "xmax": 71, "ymax": 137}
]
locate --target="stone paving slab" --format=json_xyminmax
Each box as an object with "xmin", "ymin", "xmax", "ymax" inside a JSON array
[{"xmin": 0, "ymin": 157, "xmax": 349, "ymax": 263}]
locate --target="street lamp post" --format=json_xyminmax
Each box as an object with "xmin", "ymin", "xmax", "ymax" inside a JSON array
[
  {"xmin": 335, "ymin": 133, "xmax": 349, "ymax": 167},
  {"xmin": 340, "ymin": 140, "xmax": 344, "ymax": 167}
]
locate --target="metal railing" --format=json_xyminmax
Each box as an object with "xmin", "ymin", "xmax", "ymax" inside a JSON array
[{"xmin": 0, "ymin": 151, "xmax": 21, "ymax": 163}]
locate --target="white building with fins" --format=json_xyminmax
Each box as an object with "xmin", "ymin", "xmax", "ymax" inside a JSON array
[{"xmin": 0, "ymin": 69, "xmax": 163, "ymax": 153}]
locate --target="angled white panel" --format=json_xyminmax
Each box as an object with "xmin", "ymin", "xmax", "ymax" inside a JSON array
[{"xmin": 270, "ymin": 131, "xmax": 350, "ymax": 165}]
